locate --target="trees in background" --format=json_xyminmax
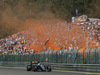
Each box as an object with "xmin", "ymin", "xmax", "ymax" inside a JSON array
[{"xmin": 0, "ymin": 0, "xmax": 99, "ymax": 38}]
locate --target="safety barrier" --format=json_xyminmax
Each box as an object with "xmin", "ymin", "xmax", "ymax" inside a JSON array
[
  {"xmin": 0, "ymin": 62, "xmax": 100, "ymax": 72},
  {"xmin": 43, "ymin": 63, "xmax": 100, "ymax": 72},
  {"xmin": 0, "ymin": 47, "xmax": 100, "ymax": 72},
  {"xmin": 0, "ymin": 48, "xmax": 100, "ymax": 64}
]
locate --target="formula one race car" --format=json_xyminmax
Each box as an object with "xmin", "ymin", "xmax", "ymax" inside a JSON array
[{"xmin": 27, "ymin": 61, "xmax": 52, "ymax": 72}]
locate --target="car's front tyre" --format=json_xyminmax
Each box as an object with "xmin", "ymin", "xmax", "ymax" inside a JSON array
[
  {"xmin": 46, "ymin": 65, "xmax": 52, "ymax": 72},
  {"xmin": 27, "ymin": 65, "xmax": 31, "ymax": 71}
]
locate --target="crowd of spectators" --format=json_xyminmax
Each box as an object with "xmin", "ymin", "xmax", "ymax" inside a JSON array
[
  {"xmin": 0, "ymin": 32, "xmax": 34, "ymax": 55},
  {"xmin": 0, "ymin": 20, "xmax": 100, "ymax": 55},
  {"xmin": 77, "ymin": 21, "xmax": 100, "ymax": 42}
]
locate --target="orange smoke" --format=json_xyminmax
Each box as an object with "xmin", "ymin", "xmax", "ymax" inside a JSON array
[{"xmin": 28, "ymin": 22, "xmax": 100, "ymax": 53}]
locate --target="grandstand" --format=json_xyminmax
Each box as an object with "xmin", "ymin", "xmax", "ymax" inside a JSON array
[{"xmin": 0, "ymin": 20, "xmax": 100, "ymax": 55}]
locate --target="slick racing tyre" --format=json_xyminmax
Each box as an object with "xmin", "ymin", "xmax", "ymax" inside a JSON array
[
  {"xmin": 46, "ymin": 65, "xmax": 52, "ymax": 72},
  {"xmin": 27, "ymin": 65, "xmax": 31, "ymax": 71},
  {"xmin": 32, "ymin": 65, "xmax": 38, "ymax": 71}
]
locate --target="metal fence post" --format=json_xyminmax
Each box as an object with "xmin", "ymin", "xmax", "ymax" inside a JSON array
[
  {"xmin": 48, "ymin": 50, "xmax": 50, "ymax": 63},
  {"xmin": 31, "ymin": 53, "xmax": 34, "ymax": 61},
  {"xmin": 89, "ymin": 48, "xmax": 92, "ymax": 64},
  {"xmin": 61, "ymin": 50, "xmax": 64, "ymax": 63},
  {"xmin": 44, "ymin": 52, "xmax": 45, "ymax": 62},
  {"xmin": 51, "ymin": 50, "xmax": 54, "ymax": 63},
  {"xmin": 95, "ymin": 48, "xmax": 98, "ymax": 64},
  {"xmin": 56, "ymin": 50, "xmax": 58, "ymax": 63},
  {"xmin": 39, "ymin": 53, "xmax": 40, "ymax": 62},
  {"xmin": 77, "ymin": 49, "xmax": 80, "ymax": 64},
  {"xmin": 83, "ymin": 48, "xmax": 86, "ymax": 64},
  {"xmin": 66, "ymin": 51, "xmax": 67, "ymax": 63}
]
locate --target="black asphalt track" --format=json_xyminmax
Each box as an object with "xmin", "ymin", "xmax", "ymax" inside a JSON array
[{"xmin": 0, "ymin": 67, "xmax": 99, "ymax": 75}]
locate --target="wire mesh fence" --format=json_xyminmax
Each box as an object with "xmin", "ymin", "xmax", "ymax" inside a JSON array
[{"xmin": 0, "ymin": 47, "xmax": 100, "ymax": 64}]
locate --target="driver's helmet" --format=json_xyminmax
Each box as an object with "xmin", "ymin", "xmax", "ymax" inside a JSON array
[{"xmin": 37, "ymin": 62, "xmax": 40, "ymax": 65}]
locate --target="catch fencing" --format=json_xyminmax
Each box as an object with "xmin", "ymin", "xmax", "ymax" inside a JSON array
[{"xmin": 0, "ymin": 48, "xmax": 100, "ymax": 64}]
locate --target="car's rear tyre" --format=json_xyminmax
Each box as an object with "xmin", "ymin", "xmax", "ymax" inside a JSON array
[
  {"xmin": 47, "ymin": 68, "xmax": 52, "ymax": 72},
  {"xmin": 32, "ymin": 65, "xmax": 38, "ymax": 71},
  {"xmin": 46, "ymin": 66, "xmax": 52, "ymax": 72}
]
